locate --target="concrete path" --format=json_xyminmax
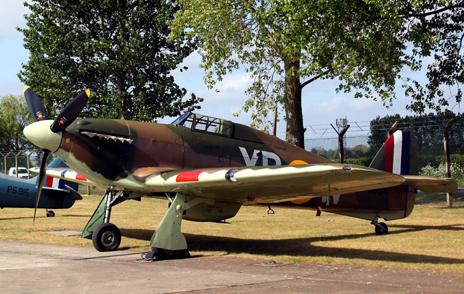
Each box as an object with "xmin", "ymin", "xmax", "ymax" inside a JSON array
[{"xmin": 0, "ymin": 240, "xmax": 463, "ymax": 293}]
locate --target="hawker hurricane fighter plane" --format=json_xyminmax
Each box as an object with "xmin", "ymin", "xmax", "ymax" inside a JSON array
[{"xmin": 22, "ymin": 87, "xmax": 456, "ymax": 260}]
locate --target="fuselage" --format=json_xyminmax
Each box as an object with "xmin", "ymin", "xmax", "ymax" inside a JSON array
[
  {"xmin": 23, "ymin": 114, "xmax": 416, "ymax": 221},
  {"xmin": 28, "ymin": 115, "xmax": 330, "ymax": 190},
  {"xmin": 0, "ymin": 174, "xmax": 76, "ymax": 209}
]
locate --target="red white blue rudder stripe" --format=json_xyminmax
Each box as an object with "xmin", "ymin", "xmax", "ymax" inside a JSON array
[
  {"xmin": 369, "ymin": 129, "xmax": 416, "ymax": 175},
  {"xmin": 44, "ymin": 175, "xmax": 79, "ymax": 190}
]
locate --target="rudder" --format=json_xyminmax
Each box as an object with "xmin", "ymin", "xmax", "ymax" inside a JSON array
[{"xmin": 369, "ymin": 129, "xmax": 417, "ymax": 175}]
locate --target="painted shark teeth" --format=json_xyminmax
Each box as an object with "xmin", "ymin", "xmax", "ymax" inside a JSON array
[{"xmin": 81, "ymin": 131, "xmax": 133, "ymax": 144}]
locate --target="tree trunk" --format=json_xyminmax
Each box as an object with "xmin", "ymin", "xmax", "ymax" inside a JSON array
[
  {"xmin": 283, "ymin": 60, "xmax": 305, "ymax": 148},
  {"xmin": 117, "ymin": 76, "xmax": 127, "ymax": 120},
  {"xmin": 443, "ymin": 118, "xmax": 455, "ymax": 207}
]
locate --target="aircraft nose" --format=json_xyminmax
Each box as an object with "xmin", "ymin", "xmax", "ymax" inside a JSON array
[{"xmin": 23, "ymin": 120, "xmax": 62, "ymax": 152}]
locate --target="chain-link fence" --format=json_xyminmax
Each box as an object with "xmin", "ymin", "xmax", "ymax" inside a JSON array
[
  {"xmin": 0, "ymin": 149, "xmax": 41, "ymax": 178},
  {"xmin": 303, "ymin": 118, "xmax": 464, "ymax": 187},
  {"xmin": 305, "ymin": 136, "xmax": 368, "ymax": 151}
]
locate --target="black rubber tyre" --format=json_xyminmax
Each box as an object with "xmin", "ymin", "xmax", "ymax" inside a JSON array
[
  {"xmin": 92, "ymin": 223, "xmax": 121, "ymax": 252},
  {"xmin": 375, "ymin": 222, "xmax": 389, "ymax": 235},
  {"xmin": 46, "ymin": 210, "xmax": 55, "ymax": 217}
]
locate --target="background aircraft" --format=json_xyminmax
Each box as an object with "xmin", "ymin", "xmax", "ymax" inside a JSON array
[
  {"xmin": 22, "ymin": 87, "xmax": 456, "ymax": 260},
  {"xmin": 0, "ymin": 158, "xmax": 81, "ymax": 216}
]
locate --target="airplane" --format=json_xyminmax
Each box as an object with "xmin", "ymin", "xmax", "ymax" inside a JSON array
[
  {"xmin": 22, "ymin": 87, "xmax": 457, "ymax": 260},
  {"xmin": 0, "ymin": 158, "xmax": 82, "ymax": 216}
]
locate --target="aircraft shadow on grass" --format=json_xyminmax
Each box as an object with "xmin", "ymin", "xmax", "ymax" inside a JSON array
[
  {"xmin": 0, "ymin": 214, "xmax": 90, "ymax": 221},
  {"xmin": 120, "ymin": 224, "xmax": 464, "ymax": 265}
]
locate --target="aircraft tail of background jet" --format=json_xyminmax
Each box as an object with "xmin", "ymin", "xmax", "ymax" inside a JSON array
[
  {"xmin": 0, "ymin": 174, "xmax": 81, "ymax": 209},
  {"xmin": 0, "ymin": 157, "xmax": 81, "ymax": 210}
]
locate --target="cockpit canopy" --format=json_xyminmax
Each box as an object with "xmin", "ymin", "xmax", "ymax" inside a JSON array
[
  {"xmin": 172, "ymin": 112, "xmax": 262, "ymax": 143},
  {"xmin": 172, "ymin": 112, "xmax": 234, "ymax": 137}
]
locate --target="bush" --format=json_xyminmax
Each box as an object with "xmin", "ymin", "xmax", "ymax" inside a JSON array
[
  {"xmin": 345, "ymin": 157, "xmax": 372, "ymax": 167},
  {"xmin": 420, "ymin": 162, "xmax": 464, "ymax": 183},
  {"xmin": 450, "ymin": 154, "xmax": 464, "ymax": 168},
  {"xmin": 417, "ymin": 154, "xmax": 442, "ymax": 169},
  {"xmin": 417, "ymin": 153, "xmax": 464, "ymax": 171}
]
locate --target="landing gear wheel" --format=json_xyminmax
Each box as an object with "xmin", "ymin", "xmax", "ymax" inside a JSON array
[
  {"xmin": 46, "ymin": 210, "xmax": 55, "ymax": 217},
  {"xmin": 375, "ymin": 222, "xmax": 388, "ymax": 235},
  {"xmin": 92, "ymin": 223, "xmax": 121, "ymax": 252}
]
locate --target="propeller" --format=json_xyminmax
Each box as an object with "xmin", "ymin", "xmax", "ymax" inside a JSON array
[
  {"xmin": 24, "ymin": 86, "xmax": 90, "ymax": 223},
  {"xmin": 33, "ymin": 149, "xmax": 50, "ymax": 223},
  {"xmin": 24, "ymin": 86, "xmax": 48, "ymax": 121},
  {"xmin": 51, "ymin": 89, "xmax": 90, "ymax": 132}
]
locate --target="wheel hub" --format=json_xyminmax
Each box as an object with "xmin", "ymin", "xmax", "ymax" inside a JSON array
[{"xmin": 101, "ymin": 231, "xmax": 115, "ymax": 247}]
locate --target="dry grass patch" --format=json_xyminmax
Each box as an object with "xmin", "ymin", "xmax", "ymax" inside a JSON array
[{"xmin": 1, "ymin": 196, "xmax": 463, "ymax": 272}]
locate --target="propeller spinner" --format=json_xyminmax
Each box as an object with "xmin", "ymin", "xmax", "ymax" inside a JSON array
[{"xmin": 23, "ymin": 87, "xmax": 91, "ymax": 223}]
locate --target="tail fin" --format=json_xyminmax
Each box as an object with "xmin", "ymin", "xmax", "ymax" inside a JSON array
[
  {"xmin": 43, "ymin": 158, "xmax": 79, "ymax": 191},
  {"xmin": 369, "ymin": 129, "xmax": 417, "ymax": 175}
]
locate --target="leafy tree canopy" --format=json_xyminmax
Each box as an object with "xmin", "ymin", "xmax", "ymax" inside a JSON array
[
  {"xmin": 19, "ymin": 0, "xmax": 202, "ymax": 120},
  {"xmin": 0, "ymin": 95, "xmax": 33, "ymax": 150},
  {"xmin": 368, "ymin": 112, "xmax": 464, "ymax": 156},
  {"xmin": 170, "ymin": 0, "xmax": 463, "ymax": 147}
]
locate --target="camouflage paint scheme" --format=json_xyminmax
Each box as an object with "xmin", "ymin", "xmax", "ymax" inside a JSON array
[
  {"xmin": 50, "ymin": 113, "xmax": 416, "ymax": 222},
  {"xmin": 22, "ymin": 83, "xmax": 458, "ymax": 257},
  {"xmin": 23, "ymin": 108, "xmax": 457, "ymax": 257}
]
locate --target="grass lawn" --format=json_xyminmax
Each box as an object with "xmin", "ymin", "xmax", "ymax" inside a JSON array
[{"xmin": 1, "ymin": 194, "xmax": 464, "ymax": 273}]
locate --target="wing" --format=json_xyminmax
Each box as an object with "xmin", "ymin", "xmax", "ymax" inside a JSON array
[
  {"xmin": 144, "ymin": 164, "xmax": 406, "ymax": 203},
  {"xmin": 403, "ymin": 175, "xmax": 457, "ymax": 193}
]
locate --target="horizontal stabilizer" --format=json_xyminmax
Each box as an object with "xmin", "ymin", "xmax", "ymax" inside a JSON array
[{"xmin": 403, "ymin": 175, "xmax": 457, "ymax": 193}]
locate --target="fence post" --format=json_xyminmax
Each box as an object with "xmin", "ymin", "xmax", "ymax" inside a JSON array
[
  {"xmin": 14, "ymin": 151, "xmax": 20, "ymax": 178},
  {"xmin": 26, "ymin": 151, "xmax": 31, "ymax": 178},
  {"xmin": 331, "ymin": 122, "xmax": 350, "ymax": 163},
  {"xmin": 0, "ymin": 152, "xmax": 4, "ymax": 174},
  {"xmin": 272, "ymin": 104, "xmax": 278, "ymax": 137},
  {"xmin": 4, "ymin": 151, "xmax": 11, "ymax": 174},
  {"xmin": 443, "ymin": 118, "xmax": 455, "ymax": 208}
]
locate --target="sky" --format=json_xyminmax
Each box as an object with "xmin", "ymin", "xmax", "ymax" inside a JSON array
[{"xmin": 0, "ymin": 1, "xmax": 422, "ymax": 142}]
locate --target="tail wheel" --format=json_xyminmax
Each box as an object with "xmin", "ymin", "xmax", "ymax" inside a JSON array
[
  {"xmin": 92, "ymin": 223, "xmax": 121, "ymax": 251},
  {"xmin": 375, "ymin": 222, "xmax": 389, "ymax": 235}
]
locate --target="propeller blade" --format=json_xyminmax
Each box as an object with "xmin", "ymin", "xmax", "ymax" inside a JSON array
[
  {"xmin": 24, "ymin": 86, "xmax": 48, "ymax": 121},
  {"xmin": 50, "ymin": 89, "xmax": 91, "ymax": 133},
  {"xmin": 33, "ymin": 149, "xmax": 50, "ymax": 224}
]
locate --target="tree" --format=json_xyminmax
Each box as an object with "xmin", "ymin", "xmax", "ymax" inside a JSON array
[
  {"xmin": 19, "ymin": 0, "xmax": 202, "ymax": 120},
  {"xmin": 170, "ymin": 1, "xmax": 463, "ymax": 148},
  {"xmin": 0, "ymin": 95, "xmax": 33, "ymax": 150},
  {"xmin": 368, "ymin": 112, "xmax": 464, "ymax": 160},
  {"xmin": 398, "ymin": 1, "xmax": 463, "ymax": 113},
  {"xmin": 170, "ymin": 1, "xmax": 416, "ymax": 147}
]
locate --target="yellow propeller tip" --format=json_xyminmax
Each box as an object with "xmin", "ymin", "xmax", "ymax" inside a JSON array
[
  {"xmin": 23, "ymin": 85, "xmax": 30, "ymax": 92},
  {"xmin": 85, "ymin": 89, "xmax": 91, "ymax": 97}
]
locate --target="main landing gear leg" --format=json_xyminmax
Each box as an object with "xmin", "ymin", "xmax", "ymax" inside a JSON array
[
  {"xmin": 371, "ymin": 216, "xmax": 389, "ymax": 235},
  {"xmin": 82, "ymin": 188, "xmax": 131, "ymax": 251},
  {"xmin": 143, "ymin": 194, "xmax": 208, "ymax": 261}
]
